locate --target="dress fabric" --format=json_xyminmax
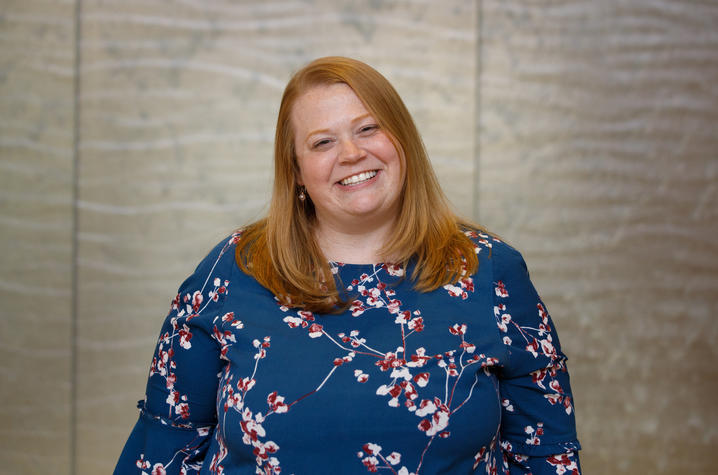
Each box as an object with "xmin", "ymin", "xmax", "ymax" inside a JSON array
[{"xmin": 115, "ymin": 231, "xmax": 581, "ymax": 475}]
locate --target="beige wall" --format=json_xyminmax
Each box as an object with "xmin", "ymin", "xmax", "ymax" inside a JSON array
[
  {"xmin": 1, "ymin": 1, "xmax": 716, "ymax": 473},
  {"xmin": 0, "ymin": 0, "xmax": 76, "ymax": 471},
  {"xmin": 479, "ymin": 2, "xmax": 718, "ymax": 472}
]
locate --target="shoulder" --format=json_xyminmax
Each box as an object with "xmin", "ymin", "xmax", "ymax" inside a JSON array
[
  {"xmin": 462, "ymin": 229, "xmax": 537, "ymax": 307},
  {"xmin": 189, "ymin": 231, "xmax": 242, "ymax": 278},
  {"xmin": 481, "ymin": 236, "xmax": 537, "ymax": 305},
  {"xmin": 171, "ymin": 231, "xmax": 242, "ymax": 320},
  {"xmin": 487, "ymin": 238, "xmax": 529, "ymax": 279},
  {"xmin": 460, "ymin": 227, "xmax": 523, "ymax": 270}
]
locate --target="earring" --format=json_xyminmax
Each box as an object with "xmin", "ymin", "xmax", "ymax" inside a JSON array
[{"xmin": 298, "ymin": 186, "xmax": 306, "ymax": 202}]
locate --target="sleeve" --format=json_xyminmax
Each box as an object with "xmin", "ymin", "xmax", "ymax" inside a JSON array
[
  {"xmin": 115, "ymin": 234, "xmax": 240, "ymax": 474},
  {"xmin": 491, "ymin": 242, "xmax": 582, "ymax": 474}
]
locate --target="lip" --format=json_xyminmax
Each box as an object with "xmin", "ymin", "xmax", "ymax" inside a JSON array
[{"xmin": 336, "ymin": 169, "xmax": 380, "ymax": 187}]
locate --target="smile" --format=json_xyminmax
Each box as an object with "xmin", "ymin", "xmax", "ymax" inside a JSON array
[{"xmin": 339, "ymin": 170, "xmax": 378, "ymax": 186}]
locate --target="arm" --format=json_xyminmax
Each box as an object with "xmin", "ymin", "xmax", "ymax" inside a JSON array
[
  {"xmin": 115, "ymin": 234, "xmax": 240, "ymax": 474},
  {"xmin": 491, "ymin": 242, "xmax": 581, "ymax": 474}
]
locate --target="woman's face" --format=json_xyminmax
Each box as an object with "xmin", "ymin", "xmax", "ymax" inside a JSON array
[{"xmin": 291, "ymin": 83, "xmax": 405, "ymax": 233}]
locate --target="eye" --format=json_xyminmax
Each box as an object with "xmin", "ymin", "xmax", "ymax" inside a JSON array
[
  {"xmin": 359, "ymin": 124, "xmax": 379, "ymax": 134},
  {"xmin": 312, "ymin": 138, "xmax": 332, "ymax": 149}
]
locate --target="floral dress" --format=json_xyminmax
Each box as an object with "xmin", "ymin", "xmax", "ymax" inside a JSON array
[{"xmin": 115, "ymin": 231, "xmax": 581, "ymax": 474}]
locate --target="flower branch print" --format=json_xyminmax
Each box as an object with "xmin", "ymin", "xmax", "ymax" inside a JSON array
[
  {"xmin": 121, "ymin": 231, "xmax": 580, "ymax": 473},
  {"xmin": 357, "ymin": 443, "xmax": 410, "ymax": 475},
  {"xmin": 135, "ymin": 235, "xmax": 239, "ymax": 475},
  {"xmin": 323, "ymin": 253, "xmax": 507, "ymax": 473},
  {"xmin": 471, "ymin": 426, "xmax": 504, "ymax": 473},
  {"xmin": 547, "ymin": 452, "xmax": 580, "ymax": 475},
  {"xmin": 442, "ymin": 230, "xmax": 495, "ymax": 300},
  {"xmin": 273, "ymin": 260, "xmax": 501, "ymax": 474},
  {"xmin": 134, "ymin": 425, "xmax": 211, "ymax": 475},
  {"xmin": 213, "ymin": 335, "xmax": 281, "ymax": 474},
  {"xmin": 493, "ymin": 280, "xmax": 573, "ymax": 416},
  {"xmin": 212, "ymin": 318, "xmax": 366, "ymax": 474},
  {"xmin": 148, "ymin": 235, "xmax": 238, "ymax": 422}
]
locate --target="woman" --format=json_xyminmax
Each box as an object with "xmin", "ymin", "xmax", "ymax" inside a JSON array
[{"xmin": 116, "ymin": 57, "xmax": 581, "ymax": 474}]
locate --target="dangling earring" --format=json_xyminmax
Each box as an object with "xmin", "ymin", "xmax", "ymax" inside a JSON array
[{"xmin": 298, "ymin": 186, "xmax": 306, "ymax": 202}]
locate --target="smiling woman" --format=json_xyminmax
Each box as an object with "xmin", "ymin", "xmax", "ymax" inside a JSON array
[
  {"xmin": 292, "ymin": 83, "xmax": 405, "ymax": 262},
  {"xmin": 115, "ymin": 57, "xmax": 581, "ymax": 474},
  {"xmin": 237, "ymin": 56, "xmax": 482, "ymax": 314}
]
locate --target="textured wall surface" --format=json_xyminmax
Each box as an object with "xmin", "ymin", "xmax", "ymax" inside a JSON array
[
  {"xmin": 0, "ymin": 1, "xmax": 75, "ymax": 473},
  {"xmin": 479, "ymin": 1, "xmax": 718, "ymax": 473},
  {"xmin": 2, "ymin": 0, "xmax": 717, "ymax": 474}
]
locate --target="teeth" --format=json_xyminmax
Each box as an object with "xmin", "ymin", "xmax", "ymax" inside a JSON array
[{"xmin": 340, "ymin": 170, "xmax": 377, "ymax": 186}]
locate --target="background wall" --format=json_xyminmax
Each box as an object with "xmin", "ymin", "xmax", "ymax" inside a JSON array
[{"xmin": 1, "ymin": 0, "xmax": 716, "ymax": 473}]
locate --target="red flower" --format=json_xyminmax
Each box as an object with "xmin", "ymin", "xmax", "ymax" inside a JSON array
[
  {"xmin": 413, "ymin": 372, "xmax": 430, "ymax": 388},
  {"xmin": 449, "ymin": 323, "xmax": 467, "ymax": 336},
  {"xmin": 408, "ymin": 317, "xmax": 424, "ymax": 332},
  {"xmin": 191, "ymin": 291, "xmax": 203, "ymax": 312},
  {"xmin": 495, "ymin": 281, "xmax": 508, "ymax": 298},
  {"xmin": 176, "ymin": 402, "xmax": 190, "ymax": 419},
  {"xmin": 308, "ymin": 323, "xmax": 323, "ymax": 338}
]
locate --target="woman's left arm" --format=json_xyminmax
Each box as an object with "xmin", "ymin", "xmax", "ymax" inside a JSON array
[{"xmin": 491, "ymin": 242, "xmax": 581, "ymax": 474}]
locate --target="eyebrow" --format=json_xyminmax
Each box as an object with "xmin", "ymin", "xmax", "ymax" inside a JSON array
[{"xmin": 305, "ymin": 113, "xmax": 373, "ymax": 141}]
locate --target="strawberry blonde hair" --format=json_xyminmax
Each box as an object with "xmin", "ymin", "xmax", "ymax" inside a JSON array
[{"xmin": 236, "ymin": 56, "xmax": 481, "ymax": 312}]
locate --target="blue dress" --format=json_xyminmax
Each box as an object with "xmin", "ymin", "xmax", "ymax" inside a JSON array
[{"xmin": 115, "ymin": 231, "xmax": 581, "ymax": 474}]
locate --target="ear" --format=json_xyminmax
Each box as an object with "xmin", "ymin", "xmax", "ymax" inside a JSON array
[{"xmin": 294, "ymin": 159, "xmax": 304, "ymax": 186}]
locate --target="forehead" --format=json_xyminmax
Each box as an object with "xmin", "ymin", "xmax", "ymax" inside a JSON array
[{"xmin": 290, "ymin": 83, "xmax": 368, "ymax": 131}]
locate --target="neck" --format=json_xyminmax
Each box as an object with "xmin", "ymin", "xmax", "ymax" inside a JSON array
[{"xmin": 313, "ymin": 215, "xmax": 396, "ymax": 264}]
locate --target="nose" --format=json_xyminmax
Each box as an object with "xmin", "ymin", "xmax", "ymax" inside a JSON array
[{"xmin": 338, "ymin": 137, "xmax": 366, "ymax": 163}]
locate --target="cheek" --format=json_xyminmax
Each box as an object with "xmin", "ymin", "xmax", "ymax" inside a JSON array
[
  {"xmin": 376, "ymin": 134, "xmax": 403, "ymax": 168},
  {"xmin": 297, "ymin": 154, "xmax": 331, "ymax": 187}
]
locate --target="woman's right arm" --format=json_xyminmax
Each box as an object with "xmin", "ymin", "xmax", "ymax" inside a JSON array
[{"xmin": 115, "ymin": 234, "xmax": 240, "ymax": 474}]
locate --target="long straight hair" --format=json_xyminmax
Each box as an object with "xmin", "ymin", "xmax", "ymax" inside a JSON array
[{"xmin": 236, "ymin": 57, "xmax": 482, "ymax": 313}]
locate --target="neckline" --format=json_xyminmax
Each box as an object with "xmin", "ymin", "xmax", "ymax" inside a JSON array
[{"xmin": 329, "ymin": 260, "xmax": 408, "ymax": 277}]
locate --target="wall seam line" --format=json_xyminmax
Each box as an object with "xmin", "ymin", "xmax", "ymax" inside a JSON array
[
  {"xmin": 474, "ymin": 0, "xmax": 483, "ymax": 222},
  {"xmin": 71, "ymin": 0, "xmax": 83, "ymax": 473}
]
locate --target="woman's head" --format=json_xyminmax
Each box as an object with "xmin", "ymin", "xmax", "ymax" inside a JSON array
[
  {"xmin": 238, "ymin": 56, "xmax": 478, "ymax": 313},
  {"xmin": 271, "ymin": 56, "xmax": 441, "ymax": 237}
]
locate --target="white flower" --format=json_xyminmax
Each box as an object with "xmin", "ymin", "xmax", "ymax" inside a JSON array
[
  {"xmin": 415, "ymin": 399, "xmax": 437, "ymax": 417},
  {"xmin": 386, "ymin": 452, "xmax": 401, "ymax": 465},
  {"xmin": 390, "ymin": 367, "xmax": 412, "ymax": 381}
]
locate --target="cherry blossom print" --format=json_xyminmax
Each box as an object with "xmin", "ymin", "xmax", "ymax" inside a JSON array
[
  {"xmin": 178, "ymin": 324, "xmax": 192, "ymax": 349},
  {"xmin": 358, "ymin": 315, "xmax": 504, "ymax": 472},
  {"xmin": 132, "ymin": 404, "xmax": 213, "ymax": 474},
  {"xmin": 354, "ymin": 369, "xmax": 369, "ymax": 383},
  {"xmin": 547, "ymin": 452, "xmax": 580, "ymax": 475},
  {"xmin": 470, "ymin": 429, "xmax": 505, "ymax": 474},
  {"xmin": 463, "ymin": 230, "xmax": 494, "ymax": 252},
  {"xmin": 214, "ymin": 338, "xmax": 286, "ymax": 474},
  {"xmin": 407, "ymin": 314, "xmax": 424, "ymax": 333},
  {"xmin": 208, "ymin": 435, "xmax": 228, "ymax": 474},
  {"xmin": 525, "ymin": 422, "xmax": 545, "ymax": 445},
  {"xmin": 495, "ymin": 280, "xmax": 509, "ymax": 298},
  {"xmin": 277, "ymin": 256, "xmax": 507, "ymax": 472},
  {"xmin": 221, "ymin": 311, "xmax": 244, "ymax": 329},
  {"xmin": 214, "ymin": 309, "xmax": 371, "ymax": 474},
  {"xmin": 136, "ymin": 454, "xmax": 151, "ymax": 471},
  {"xmin": 350, "ymin": 299, "xmax": 367, "ymax": 317},
  {"xmin": 145, "ymin": 234, "xmax": 239, "ymax": 426},
  {"xmin": 118, "ymin": 232, "xmax": 580, "ymax": 474},
  {"xmin": 308, "ymin": 322, "xmax": 324, "ymax": 338},
  {"xmin": 413, "ymin": 372, "xmax": 429, "ymax": 388},
  {"xmin": 494, "ymin": 275, "xmax": 574, "ymax": 416},
  {"xmin": 358, "ymin": 443, "xmax": 413, "ymax": 475}
]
